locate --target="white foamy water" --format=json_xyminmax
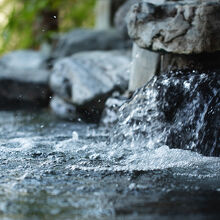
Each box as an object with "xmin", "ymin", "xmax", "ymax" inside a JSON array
[{"xmin": 53, "ymin": 132, "xmax": 220, "ymax": 177}]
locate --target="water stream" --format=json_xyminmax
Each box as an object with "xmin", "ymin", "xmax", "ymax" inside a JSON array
[{"xmin": 0, "ymin": 70, "xmax": 219, "ymax": 219}]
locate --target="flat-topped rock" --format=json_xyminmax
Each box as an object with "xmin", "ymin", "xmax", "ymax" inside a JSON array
[
  {"xmin": 127, "ymin": 0, "xmax": 220, "ymax": 54},
  {"xmin": 0, "ymin": 50, "xmax": 50, "ymax": 109}
]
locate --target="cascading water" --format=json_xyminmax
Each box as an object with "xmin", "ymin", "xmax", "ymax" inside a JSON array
[{"xmin": 111, "ymin": 70, "xmax": 219, "ymax": 157}]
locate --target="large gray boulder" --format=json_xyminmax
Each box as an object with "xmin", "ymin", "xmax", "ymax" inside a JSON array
[
  {"xmin": 127, "ymin": 0, "xmax": 220, "ymax": 54},
  {"xmin": 52, "ymin": 29, "xmax": 131, "ymax": 58},
  {"xmin": 0, "ymin": 50, "xmax": 51, "ymax": 109},
  {"xmin": 50, "ymin": 50, "xmax": 131, "ymax": 121}
]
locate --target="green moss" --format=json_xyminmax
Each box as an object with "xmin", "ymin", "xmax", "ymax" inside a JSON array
[{"xmin": 0, "ymin": 0, "xmax": 96, "ymax": 55}]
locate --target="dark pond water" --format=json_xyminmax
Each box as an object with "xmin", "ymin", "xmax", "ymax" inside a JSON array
[{"xmin": 0, "ymin": 110, "xmax": 220, "ymax": 220}]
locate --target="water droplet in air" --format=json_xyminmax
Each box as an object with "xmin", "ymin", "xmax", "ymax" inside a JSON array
[{"xmin": 72, "ymin": 131, "xmax": 79, "ymax": 141}]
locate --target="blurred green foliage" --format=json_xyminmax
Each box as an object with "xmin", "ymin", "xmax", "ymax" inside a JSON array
[{"xmin": 0, "ymin": 0, "xmax": 96, "ymax": 55}]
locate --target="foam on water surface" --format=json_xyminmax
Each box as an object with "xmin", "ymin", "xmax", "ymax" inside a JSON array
[{"xmin": 0, "ymin": 110, "xmax": 220, "ymax": 219}]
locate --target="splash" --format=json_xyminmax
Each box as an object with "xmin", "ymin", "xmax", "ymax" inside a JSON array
[{"xmin": 111, "ymin": 70, "xmax": 219, "ymax": 157}]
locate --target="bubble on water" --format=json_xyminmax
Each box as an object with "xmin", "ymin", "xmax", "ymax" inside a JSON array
[{"xmin": 129, "ymin": 183, "xmax": 136, "ymax": 190}]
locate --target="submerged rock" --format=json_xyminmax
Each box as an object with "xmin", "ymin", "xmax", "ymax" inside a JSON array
[
  {"xmin": 52, "ymin": 29, "xmax": 131, "ymax": 58},
  {"xmin": 0, "ymin": 50, "xmax": 51, "ymax": 109},
  {"xmin": 50, "ymin": 50, "xmax": 131, "ymax": 121},
  {"xmin": 112, "ymin": 70, "xmax": 220, "ymax": 156}
]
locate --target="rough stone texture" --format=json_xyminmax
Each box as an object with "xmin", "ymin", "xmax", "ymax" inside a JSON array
[
  {"xmin": 129, "ymin": 43, "xmax": 160, "ymax": 91},
  {"xmin": 50, "ymin": 50, "xmax": 131, "ymax": 121},
  {"xmin": 52, "ymin": 29, "xmax": 131, "ymax": 58},
  {"xmin": 127, "ymin": 0, "xmax": 220, "ymax": 54},
  {"xmin": 0, "ymin": 50, "xmax": 51, "ymax": 109},
  {"xmin": 50, "ymin": 96, "xmax": 77, "ymax": 120}
]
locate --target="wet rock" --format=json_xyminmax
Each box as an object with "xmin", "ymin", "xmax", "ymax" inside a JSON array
[
  {"xmin": 50, "ymin": 50, "xmax": 131, "ymax": 121},
  {"xmin": 0, "ymin": 50, "xmax": 51, "ymax": 109},
  {"xmin": 127, "ymin": 0, "xmax": 220, "ymax": 54},
  {"xmin": 50, "ymin": 96, "xmax": 77, "ymax": 121},
  {"xmin": 52, "ymin": 29, "xmax": 131, "ymax": 58},
  {"xmin": 113, "ymin": 70, "xmax": 220, "ymax": 156}
]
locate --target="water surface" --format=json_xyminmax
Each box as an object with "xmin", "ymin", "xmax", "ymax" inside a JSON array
[{"xmin": 0, "ymin": 110, "xmax": 220, "ymax": 219}]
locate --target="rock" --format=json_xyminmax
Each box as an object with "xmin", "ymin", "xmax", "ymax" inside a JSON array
[
  {"xmin": 129, "ymin": 43, "xmax": 160, "ymax": 91},
  {"xmin": 127, "ymin": 0, "xmax": 220, "ymax": 54},
  {"xmin": 160, "ymin": 52, "xmax": 220, "ymax": 72},
  {"xmin": 52, "ymin": 29, "xmax": 131, "ymax": 58},
  {"xmin": 50, "ymin": 96, "xmax": 77, "ymax": 120},
  {"xmin": 112, "ymin": 70, "xmax": 220, "ymax": 156},
  {"xmin": 50, "ymin": 50, "xmax": 131, "ymax": 121},
  {"xmin": 0, "ymin": 50, "xmax": 51, "ymax": 109}
]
